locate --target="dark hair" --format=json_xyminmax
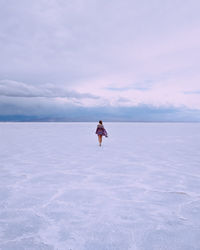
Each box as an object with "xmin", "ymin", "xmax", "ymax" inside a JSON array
[{"xmin": 99, "ymin": 120, "xmax": 102, "ymax": 125}]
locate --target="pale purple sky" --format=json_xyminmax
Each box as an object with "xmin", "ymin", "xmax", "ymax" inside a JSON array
[{"xmin": 0, "ymin": 0, "xmax": 200, "ymax": 120}]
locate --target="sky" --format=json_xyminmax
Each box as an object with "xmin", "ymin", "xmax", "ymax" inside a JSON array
[{"xmin": 0, "ymin": 0, "xmax": 200, "ymax": 121}]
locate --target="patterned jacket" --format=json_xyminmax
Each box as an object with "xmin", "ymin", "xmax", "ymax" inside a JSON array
[{"xmin": 96, "ymin": 124, "xmax": 108, "ymax": 137}]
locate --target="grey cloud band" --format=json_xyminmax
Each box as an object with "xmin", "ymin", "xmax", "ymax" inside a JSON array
[{"xmin": 0, "ymin": 80, "xmax": 99, "ymax": 99}]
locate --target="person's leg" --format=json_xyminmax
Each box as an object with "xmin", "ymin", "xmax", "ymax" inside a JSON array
[
  {"xmin": 98, "ymin": 135, "xmax": 100, "ymax": 145},
  {"xmin": 100, "ymin": 135, "xmax": 102, "ymax": 146},
  {"xmin": 98, "ymin": 135, "xmax": 102, "ymax": 146}
]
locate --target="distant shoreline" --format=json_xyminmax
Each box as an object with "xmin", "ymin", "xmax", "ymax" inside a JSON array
[{"xmin": 0, "ymin": 121, "xmax": 200, "ymax": 123}]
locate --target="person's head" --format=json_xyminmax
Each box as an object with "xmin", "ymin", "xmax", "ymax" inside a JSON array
[{"xmin": 99, "ymin": 120, "xmax": 103, "ymax": 125}]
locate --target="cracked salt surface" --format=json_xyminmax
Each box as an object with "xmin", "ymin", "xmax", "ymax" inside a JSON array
[{"xmin": 0, "ymin": 122, "xmax": 200, "ymax": 250}]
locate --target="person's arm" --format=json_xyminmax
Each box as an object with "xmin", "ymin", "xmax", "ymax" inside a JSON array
[{"xmin": 103, "ymin": 128, "xmax": 108, "ymax": 137}]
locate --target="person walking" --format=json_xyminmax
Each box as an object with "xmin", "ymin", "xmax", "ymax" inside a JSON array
[{"xmin": 95, "ymin": 120, "xmax": 108, "ymax": 146}]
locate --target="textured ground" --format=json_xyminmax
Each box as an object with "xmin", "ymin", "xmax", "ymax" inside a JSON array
[{"xmin": 0, "ymin": 122, "xmax": 200, "ymax": 250}]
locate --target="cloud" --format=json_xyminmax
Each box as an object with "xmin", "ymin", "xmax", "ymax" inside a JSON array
[
  {"xmin": 0, "ymin": 0, "xmax": 200, "ymax": 120},
  {"xmin": 184, "ymin": 91, "xmax": 200, "ymax": 95},
  {"xmin": 1, "ymin": 0, "xmax": 200, "ymax": 82},
  {"xmin": 0, "ymin": 79, "xmax": 101, "ymax": 117},
  {"xmin": 0, "ymin": 80, "xmax": 99, "ymax": 99},
  {"xmin": 0, "ymin": 79, "xmax": 200, "ymax": 122},
  {"xmin": 1, "ymin": 102, "xmax": 200, "ymax": 122},
  {"xmin": 1, "ymin": 78, "xmax": 200, "ymax": 121}
]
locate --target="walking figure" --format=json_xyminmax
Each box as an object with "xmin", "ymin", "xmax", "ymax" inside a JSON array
[{"xmin": 95, "ymin": 120, "xmax": 108, "ymax": 146}]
